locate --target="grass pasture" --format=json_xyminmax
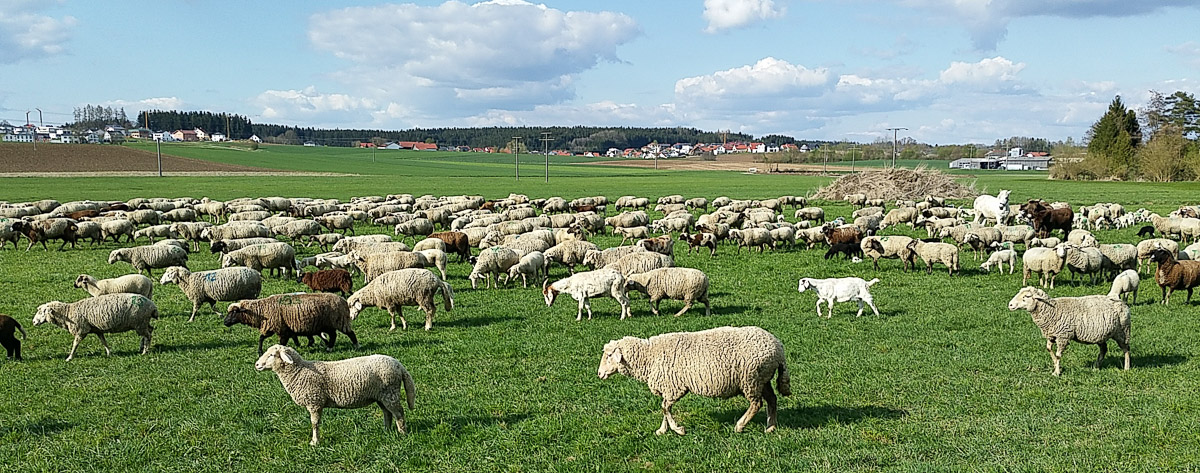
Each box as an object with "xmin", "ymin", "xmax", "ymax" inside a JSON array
[{"xmin": 3, "ymin": 146, "xmax": 1200, "ymax": 471}]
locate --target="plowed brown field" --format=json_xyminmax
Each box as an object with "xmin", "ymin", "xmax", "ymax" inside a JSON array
[{"xmin": 0, "ymin": 142, "xmax": 281, "ymax": 175}]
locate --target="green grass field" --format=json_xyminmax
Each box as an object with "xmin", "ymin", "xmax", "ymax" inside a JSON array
[{"xmin": 3, "ymin": 144, "xmax": 1200, "ymax": 471}]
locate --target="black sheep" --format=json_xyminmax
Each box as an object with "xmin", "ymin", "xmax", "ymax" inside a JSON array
[
  {"xmin": 1137, "ymin": 226, "xmax": 1155, "ymax": 238},
  {"xmin": 0, "ymin": 314, "xmax": 27, "ymax": 360},
  {"xmin": 824, "ymin": 242, "xmax": 863, "ymax": 260}
]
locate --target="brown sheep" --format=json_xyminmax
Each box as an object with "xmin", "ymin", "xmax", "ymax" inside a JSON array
[
  {"xmin": 428, "ymin": 231, "xmax": 471, "ymax": 262},
  {"xmin": 822, "ymin": 224, "xmax": 863, "ymax": 247},
  {"xmin": 678, "ymin": 232, "xmax": 716, "ymax": 257},
  {"xmin": 0, "ymin": 314, "xmax": 27, "ymax": 360},
  {"xmin": 299, "ymin": 269, "xmax": 353, "ymax": 296},
  {"xmin": 1150, "ymin": 249, "xmax": 1200, "ymax": 304},
  {"xmin": 224, "ymin": 292, "xmax": 359, "ymax": 354},
  {"xmin": 637, "ymin": 235, "xmax": 675, "ymax": 257},
  {"xmin": 1022, "ymin": 200, "xmax": 1074, "ymax": 238}
]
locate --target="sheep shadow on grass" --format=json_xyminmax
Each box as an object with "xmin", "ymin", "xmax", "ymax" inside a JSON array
[
  {"xmin": 409, "ymin": 413, "xmax": 530, "ymax": 432},
  {"xmin": 1131, "ymin": 353, "xmax": 1187, "ymax": 369},
  {"xmin": 0, "ymin": 418, "xmax": 73, "ymax": 437},
  {"xmin": 439, "ymin": 314, "xmax": 520, "ymax": 328},
  {"xmin": 714, "ymin": 403, "xmax": 907, "ymax": 430}
]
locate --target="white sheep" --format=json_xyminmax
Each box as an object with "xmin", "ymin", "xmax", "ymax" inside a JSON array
[
  {"xmin": 415, "ymin": 248, "xmax": 448, "ymax": 280},
  {"xmin": 1022, "ymin": 245, "xmax": 1068, "ymax": 289},
  {"xmin": 33, "ymin": 293, "xmax": 158, "ymax": 361},
  {"xmin": 907, "ymin": 240, "xmax": 960, "ymax": 275},
  {"xmin": 582, "ymin": 246, "xmax": 647, "ymax": 270},
  {"xmin": 623, "ymin": 267, "xmax": 711, "ymax": 317},
  {"xmin": 543, "ymin": 268, "xmax": 631, "ymax": 320},
  {"xmin": 347, "ymin": 268, "xmax": 454, "ymax": 331},
  {"xmin": 604, "ymin": 252, "xmax": 673, "ymax": 277},
  {"xmin": 797, "ymin": 277, "xmax": 880, "ymax": 318},
  {"xmin": 1064, "ymin": 244, "xmax": 1105, "ymax": 285},
  {"xmin": 160, "ymin": 266, "xmax": 263, "ymax": 322},
  {"xmin": 73, "ymin": 274, "xmax": 154, "ymax": 299},
  {"xmin": 860, "ymin": 236, "xmax": 916, "ymax": 271},
  {"xmin": 614, "ymin": 226, "xmax": 651, "ymax": 246},
  {"xmin": 504, "ymin": 250, "xmax": 546, "ymax": 288},
  {"xmin": 133, "ymin": 224, "xmax": 177, "ymax": 243},
  {"xmin": 412, "ymin": 237, "xmax": 446, "ymax": 253},
  {"xmin": 980, "ymin": 249, "xmax": 1017, "ymax": 274},
  {"xmin": 1029, "ymin": 237, "xmax": 1061, "ymax": 248},
  {"xmin": 468, "ymin": 246, "xmax": 521, "ymax": 289},
  {"xmin": 544, "ymin": 240, "xmax": 599, "ymax": 275},
  {"xmin": 1108, "ymin": 269, "xmax": 1140, "ymax": 303},
  {"xmin": 108, "ymin": 245, "xmax": 189, "ymax": 277},
  {"xmin": 1008, "ymin": 286, "xmax": 1130, "ymax": 376},
  {"xmin": 254, "ymin": 344, "xmax": 416, "ymax": 446},
  {"xmin": 598, "ymin": 326, "xmax": 790, "ymax": 435},
  {"xmin": 221, "ymin": 242, "xmax": 298, "ymax": 278}
]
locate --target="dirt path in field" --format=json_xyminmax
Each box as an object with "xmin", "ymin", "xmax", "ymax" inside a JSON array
[{"xmin": 0, "ymin": 142, "xmax": 353, "ymax": 176}]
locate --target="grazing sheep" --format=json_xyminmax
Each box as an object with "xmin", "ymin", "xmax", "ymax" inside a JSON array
[
  {"xmin": 467, "ymin": 246, "xmax": 521, "ymax": 289},
  {"xmin": 504, "ymin": 250, "xmax": 546, "ymax": 288},
  {"xmin": 422, "ymin": 231, "xmax": 471, "ymax": 263},
  {"xmin": 544, "ymin": 240, "xmax": 600, "ymax": 275},
  {"xmin": 134, "ymin": 224, "xmax": 178, "ymax": 243},
  {"xmin": 170, "ymin": 222, "xmax": 214, "ymax": 251},
  {"xmin": 678, "ymin": 232, "xmax": 717, "ymax": 257},
  {"xmin": 98, "ymin": 218, "xmax": 134, "ymax": 244},
  {"xmin": 906, "ymin": 240, "xmax": 960, "ymax": 275},
  {"xmin": 1136, "ymin": 226, "xmax": 1155, "ymax": 238},
  {"xmin": 221, "ymin": 242, "xmax": 298, "ymax": 278},
  {"xmin": 636, "ymin": 235, "xmax": 675, "ymax": 257},
  {"xmin": 844, "ymin": 193, "xmax": 867, "ymax": 208},
  {"xmin": 1007, "ymin": 286, "xmax": 1130, "ymax": 376},
  {"xmin": 224, "ymin": 292, "xmax": 359, "ymax": 353},
  {"xmin": 315, "ymin": 214, "xmax": 356, "ymax": 235},
  {"xmin": 415, "ymin": 248, "xmax": 448, "ymax": 280},
  {"xmin": 962, "ymin": 227, "xmax": 1003, "ymax": 260},
  {"xmin": 729, "ymin": 228, "xmax": 772, "ymax": 253},
  {"xmin": 1029, "ymin": 237, "xmax": 1061, "ymax": 249},
  {"xmin": 1149, "ymin": 249, "xmax": 1200, "ymax": 304},
  {"xmin": 254, "ymin": 344, "xmax": 416, "ymax": 446},
  {"xmin": 351, "ymin": 251, "xmax": 427, "ymax": 284},
  {"xmin": 74, "ymin": 274, "xmax": 154, "ymax": 299},
  {"xmin": 796, "ymin": 227, "xmax": 827, "ymax": 249},
  {"xmin": 33, "ymin": 293, "xmax": 157, "ymax": 361},
  {"xmin": 202, "ymin": 222, "xmax": 273, "ymax": 242},
  {"xmin": 273, "ymin": 220, "xmax": 324, "ymax": 242},
  {"xmin": 604, "ymin": 252, "xmax": 673, "ymax": 277},
  {"xmin": 860, "ymin": 236, "xmax": 916, "ymax": 271},
  {"xmin": 825, "ymin": 242, "xmax": 864, "ymax": 260},
  {"xmin": 0, "ymin": 314, "xmax": 27, "ymax": 360},
  {"xmin": 210, "ymin": 237, "xmax": 279, "ymax": 254},
  {"xmin": 108, "ymin": 245, "xmax": 189, "ymax": 277},
  {"xmin": 980, "ymin": 249, "xmax": 1017, "ymax": 274},
  {"xmin": 347, "ymin": 268, "xmax": 454, "ymax": 331},
  {"xmin": 597, "ymin": 326, "xmax": 789, "ymax": 435},
  {"xmin": 543, "ymin": 268, "xmax": 631, "ymax": 320},
  {"xmin": 881, "ymin": 207, "xmax": 919, "ymax": 228},
  {"xmin": 1097, "ymin": 243, "xmax": 1139, "ymax": 278},
  {"xmin": 299, "ymin": 269, "xmax": 354, "ymax": 296},
  {"xmin": 160, "ymin": 266, "xmax": 263, "ymax": 322},
  {"xmin": 822, "ymin": 224, "xmax": 863, "ymax": 247},
  {"xmin": 412, "ymin": 237, "xmax": 446, "ymax": 253},
  {"xmin": 1064, "ymin": 244, "xmax": 1105, "ymax": 285},
  {"xmin": 331, "ymin": 234, "xmax": 395, "ymax": 253},
  {"xmin": 394, "ymin": 218, "xmax": 435, "ymax": 242},
  {"xmin": 615, "ymin": 226, "xmax": 651, "ymax": 246},
  {"xmin": 1067, "ymin": 229, "xmax": 1098, "ymax": 248},
  {"xmin": 308, "ymin": 233, "xmax": 344, "ymax": 251},
  {"xmin": 1022, "ymin": 245, "xmax": 1069, "ymax": 289},
  {"xmin": 624, "ymin": 267, "xmax": 711, "ymax": 317},
  {"xmin": 1108, "ymin": 269, "xmax": 1140, "ymax": 303},
  {"xmin": 582, "ymin": 246, "xmax": 647, "ymax": 270},
  {"xmin": 797, "ymin": 277, "xmax": 880, "ymax": 317},
  {"xmin": 794, "ymin": 207, "xmax": 825, "ymax": 224}
]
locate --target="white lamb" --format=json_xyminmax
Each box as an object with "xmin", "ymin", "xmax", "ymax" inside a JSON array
[
  {"xmin": 504, "ymin": 250, "xmax": 546, "ymax": 288},
  {"xmin": 797, "ymin": 277, "xmax": 880, "ymax": 318},
  {"xmin": 543, "ymin": 268, "xmax": 631, "ymax": 321},
  {"xmin": 1108, "ymin": 269, "xmax": 1140, "ymax": 303},
  {"xmin": 980, "ymin": 249, "xmax": 1017, "ymax": 274}
]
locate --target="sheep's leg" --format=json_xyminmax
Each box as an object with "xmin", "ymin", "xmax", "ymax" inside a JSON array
[
  {"xmin": 814, "ymin": 299, "xmax": 823, "ymax": 318},
  {"xmin": 735, "ymin": 395, "xmax": 762, "ymax": 433},
  {"xmin": 189, "ymin": 303, "xmax": 200, "ymax": 323},
  {"xmin": 584, "ymin": 299, "xmax": 593, "ymax": 320},
  {"xmin": 308, "ymin": 406, "xmax": 322, "ymax": 446},
  {"xmin": 650, "ymin": 297, "xmax": 661, "ymax": 316},
  {"xmin": 325, "ymin": 331, "xmax": 337, "ymax": 351},
  {"xmin": 95, "ymin": 333, "xmax": 112, "ymax": 356},
  {"xmin": 1116, "ymin": 336, "xmax": 1131, "ymax": 371},
  {"xmin": 422, "ymin": 304, "xmax": 434, "ymax": 331},
  {"xmin": 674, "ymin": 300, "xmax": 692, "ymax": 317},
  {"xmin": 1051, "ymin": 339, "xmax": 1067, "ymax": 376},
  {"xmin": 396, "ymin": 306, "xmax": 409, "ymax": 330},
  {"xmin": 258, "ymin": 334, "xmax": 270, "ymax": 354},
  {"xmin": 378, "ymin": 401, "xmax": 395, "ymax": 431},
  {"xmin": 1023, "ymin": 268, "xmax": 1031, "ymax": 286},
  {"xmin": 866, "ymin": 298, "xmax": 880, "ymax": 316},
  {"xmin": 575, "ymin": 298, "xmax": 584, "ymax": 321},
  {"xmin": 1162, "ymin": 287, "xmax": 1171, "ymax": 305},
  {"xmin": 1095, "ymin": 342, "xmax": 1108, "ymax": 369},
  {"xmin": 855, "ymin": 300, "xmax": 865, "ymax": 317},
  {"xmin": 762, "ymin": 383, "xmax": 778, "ymax": 433},
  {"xmin": 657, "ymin": 395, "xmax": 685, "ymax": 436},
  {"xmin": 66, "ymin": 334, "xmax": 85, "ymax": 361},
  {"xmin": 826, "ymin": 300, "xmax": 835, "ymax": 319}
]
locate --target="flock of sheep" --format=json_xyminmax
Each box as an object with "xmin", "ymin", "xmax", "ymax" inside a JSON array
[{"xmin": 1, "ymin": 189, "xmax": 1199, "ymax": 444}]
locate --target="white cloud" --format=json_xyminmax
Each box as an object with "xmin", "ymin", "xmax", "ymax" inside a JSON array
[
  {"xmin": 0, "ymin": 1, "xmax": 77, "ymax": 63},
  {"xmin": 938, "ymin": 56, "xmax": 1027, "ymax": 93},
  {"xmin": 1166, "ymin": 41, "xmax": 1200, "ymax": 67},
  {"xmin": 675, "ymin": 57, "xmax": 830, "ymax": 107},
  {"xmin": 702, "ymin": 0, "xmax": 784, "ymax": 33},
  {"xmin": 253, "ymin": 87, "xmax": 376, "ymax": 125},
  {"xmin": 102, "ymin": 97, "xmax": 185, "ymax": 111}
]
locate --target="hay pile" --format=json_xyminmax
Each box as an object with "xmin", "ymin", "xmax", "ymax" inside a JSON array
[{"xmin": 813, "ymin": 165, "xmax": 978, "ymax": 201}]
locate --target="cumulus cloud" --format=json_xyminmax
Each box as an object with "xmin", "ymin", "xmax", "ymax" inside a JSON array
[
  {"xmin": 306, "ymin": 0, "xmax": 638, "ymax": 106},
  {"xmin": 674, "ymin": 57, "xmax": 830, "ymax": 108},
  {"xmin": 0, "ymin": 1, "xmax": 77, "ymax": 63},
  {"xmin": 1166, "ymin": 41, "xmax": 1200, "ymax": 67},
  {"xmin": 897, "ymin": 0, "xmax": 1198, "ymax": 50},
  {"xmin": 253, "ymin": 87, "xmax": 377, "ymax": 125},
  {"xmin": 702, "ymin": 0, "xmax": 784, "ymax": 33}
]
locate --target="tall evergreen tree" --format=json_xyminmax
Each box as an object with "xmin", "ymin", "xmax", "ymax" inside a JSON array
[{"xmin": 1086, "ymin": 96, "xmax": 1141, "ymax": 178}]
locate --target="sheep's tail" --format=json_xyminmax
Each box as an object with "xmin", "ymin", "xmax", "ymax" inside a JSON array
[
  {"xmin": 775, "ymin": 359, "xmax": 792, "ymax": 396},
  {"xmin": 866, "ymin": 278, "xmax": 880, "ymax": 287},
  {"xmin": 15, "ymin": 320, "xmax": 26, "ymax": 339},
  {"xmin": 440, "ymin": 280, "xmax": 455, "ymax": 311},
  {"xmin": 403, "ymin": 368, "xmax": 417, "ymax": 410}
]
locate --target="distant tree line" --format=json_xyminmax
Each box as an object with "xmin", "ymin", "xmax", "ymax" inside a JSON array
[
  {"xmin": 139, "ymin": 110, "xmax": 255, "ymax": 140},
  {"xmin": 65, "ymin": 105, "xmax": 133, "ymax": 131},
  {"xmin": 1052, "ymin": 91, "xmax": 1200, "ymax": 181}
]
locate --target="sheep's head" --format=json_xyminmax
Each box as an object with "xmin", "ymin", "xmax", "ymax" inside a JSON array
[
  {"xmin": 1008, "ymin": 286, "xmax": 1048, "ymax": 311},
  {"xmin": 224, "ymin": 302, "xmax": 261, "ymax": 328},
  {"xmin": 255, "ymin": 344, "xmax": 297, "ymax": 371},
  {"xmin": 1149, "ymin": 249, "xmax": 1173, "ymax": 264},
  {"xmin": 598, "ymin": 339, "xmax": 633, "ymax": 379},
  {"xmin": 33, "ymin": 302, "xmax": 65, "ymax": 325},
  {"xmin": 106, "ymin": 249, "xmax": 123, "ymax": 265},
  {"xmin": 160, "ymin": 267, "xmax": 186, "ymax": 285},
  {"xmin": 347, "ymin": 296, "xmax": 365, "ymax": 320},
  {"xmin": 73, "ymin": 274, "xmax": 92, "ymax": 289},
  {"xmin": 797, "ymin": 278, "xmax": 813, "ymax": 293},
  {"xmin": 542, "ymin": 280, "xmax": 559, "ymax": 306}
]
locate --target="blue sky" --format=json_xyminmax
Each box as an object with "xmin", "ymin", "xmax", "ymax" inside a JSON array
[{"xmin": 2, "ymin": 0, "xmax": 1198, "ymax": 144}]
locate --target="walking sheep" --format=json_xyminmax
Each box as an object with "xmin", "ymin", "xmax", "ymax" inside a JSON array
[
  {"xmin": 544, "ymin": 240, "xmax": 599, "ymax": 275},
  {"xmin": 598, "ymin": 326, "xmax": 790, "ymax": 435},
  {"xmin": 468, "ymin": 246, "xmax": 521, "ymax": 289},
  {"xmin": 1149, "ymin": 249, "xmax": 1200, "ymax": 304},
  {"xmin": 222, "ymin": 242, "xmax": 299, "ymax": 278},
  {"xmin": 347, "ymin": 268, "xmax": 454, "ymax": 331},
  {"xmin": 74, "ymin": 274, "xmax": 154, "ymax": 299},
  {"xmin": 254, "ymin": 344, "xmax": 415, "ymax": 446},
  {"xmin": 299, "ymin": 269, "xmax": 354, "ymax": 296},
  {"xmin": 544, "ymin": 268, "xmax": 631, "ymax": 320},
  {"xmin": 108, "ymin": 245, "xmax": 189, "ymax": 277},
  {"xmin": 624, "ymin": 267, "xmax": 711, "ymax": 317},
  {"xmin": 604, "ymin": 252, "xmax": 674, "ymax": 277},
  {"xmin": 1007, "ymin": 286, "xmax": 1130, "ymax": 376},
  {"xmin": 504, "ymin": 250, "xmax": 546, "ymax": 288},
  {"xmin": 980, "ymin": 249, "xmax": 1017, "ymax": 274},
  {"xmin": 860, "ymin": 236, "xmax": 915, "ymax": 271},
  {"xmin": 33, "ymin": 293, "xmax": 157, "ymax": 361},
  {"xmin": 1022, "ymin": 245, "xmax": 1068, "ymax": 289},
  {"xmin": 797, "ymin": 277, "xmax": 880, "ymax": 317},
  {"xmin": 224, "ymin": 292, "xmax": 359, "ymax": 353},
  {"xmin": 906, "ymin": 240, "xmax": 960, "ymax": 275},
  {"xmin": 0, "ymin": 314, "xmax": 27, "ymax": 360},
  {"xmin": 160, "ymin": 266, "xmax": 263, "ymax": 322}
]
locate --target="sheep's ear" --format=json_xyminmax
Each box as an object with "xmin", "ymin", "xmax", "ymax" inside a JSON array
[
  {"xmin": 609, "ymin": 348, "xmax": 623, "ymax": 364},
  {"xmin": 279, "ymin": 350, "xmax": 294, "ymax": 364}
]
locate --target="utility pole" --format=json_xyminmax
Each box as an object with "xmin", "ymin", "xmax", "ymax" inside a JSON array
[
  {"xmin": 848, "ymin": 145, "xmax": 860, "ymax": 172},
  {"xmin": 886, "ymin": 127, "xmax": 907, "ymax": 169},
  {"xmin": 512, "ymin": 136, "xmax": 523, "ymax": 180},
  {"xmin": 35, "ymin": 108, "xmax": 42, "ymax": 126},
  {"xmin": 156, "ymin": 137, "xmax": 162, "ymax": 177},
  {"xmin": 822, "ymin": 147, "xmax": 828, "ymax": 174},
  {"xmin": 540, "ymin": 132, "xmax": 551, "ymax": 183},
  {"xmin": 226, "ymin": 114, "xmax": 231, "ymax": 141}
]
